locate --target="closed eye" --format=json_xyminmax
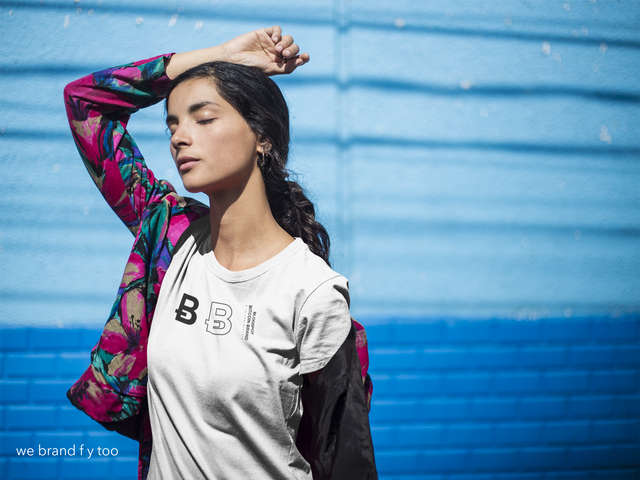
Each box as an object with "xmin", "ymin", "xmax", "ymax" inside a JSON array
[{"xmin": 198, "ymin": 119, "xmax": 215, "ymax": 125}]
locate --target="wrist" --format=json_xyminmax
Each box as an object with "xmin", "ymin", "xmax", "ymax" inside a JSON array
[{"xmin": 165, "ymin": 45, "xmax": 227, "ymax": 80}]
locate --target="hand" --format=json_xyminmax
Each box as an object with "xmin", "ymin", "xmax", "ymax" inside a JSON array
[
  {"xmin": 165, "ymin": 27, "xmax": 309, "ymax": 79},
  {"xmin": 221, "ymin": 26, "xmax": 310, "ymax": 76}
]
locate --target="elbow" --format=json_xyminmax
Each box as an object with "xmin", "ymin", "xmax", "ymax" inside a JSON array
[
  {"xmin": 63, "ymin": 79, "xmax": 82, "ymax": 106},
  {"xmin": 63, "ymin": 78, "xmax": 87, "ymax": 124}
]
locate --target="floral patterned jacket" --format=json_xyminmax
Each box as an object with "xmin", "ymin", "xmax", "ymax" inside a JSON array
[{"xmin": 64, "ymin": 54, "xmax": 373, "ymax": 480}]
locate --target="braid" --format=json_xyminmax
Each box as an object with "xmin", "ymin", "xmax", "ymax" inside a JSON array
[{"xmin": 260, "ymin": 151, "xmax": 331, "ymax": 265}]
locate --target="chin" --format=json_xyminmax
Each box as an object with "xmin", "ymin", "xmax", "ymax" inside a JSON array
[
  {"xmin": 179, "ymin": 178, "xmax": 203, "ymax": 194},
  {"xmin": 182, "ymin": 184, "xmax": 205, "ymax": 194},
  {"xmin": 180, "ymin": 175, "xmax": 207, "ymax": 194}
]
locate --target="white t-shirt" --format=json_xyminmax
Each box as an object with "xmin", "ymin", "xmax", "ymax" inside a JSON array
[{"xmin": 146, "ymin": 224, "xmax": 352, "ymax": 480}]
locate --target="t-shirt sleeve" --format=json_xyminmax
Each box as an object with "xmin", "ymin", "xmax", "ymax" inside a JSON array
[{"xmin": 296, "ymin": 275, "xmax": 352, "ymax": 375}]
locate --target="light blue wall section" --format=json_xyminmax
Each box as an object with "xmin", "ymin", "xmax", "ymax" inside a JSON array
[{"xmin": 1, "ymin": 0, "xmax": 639, "ymax": 325}]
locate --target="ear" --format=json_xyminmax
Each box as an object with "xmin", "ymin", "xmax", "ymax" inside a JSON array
[{"xmin": 257, "ymin": 139, "xmax": 272, "ymax": 155}]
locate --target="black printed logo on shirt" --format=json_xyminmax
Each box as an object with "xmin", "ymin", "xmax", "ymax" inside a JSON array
[
  {"xmin": 206, "ymin": 302, "xmax": 233, "ymax": 335},
  {"xmin": 241, "ymin": 305, "xmax": 258, "ymax": 341},
  {"xmin": 175, "ymin": 293, "xmax": 199, "ymax": 325},
  {"xmin": 173, "ymin": 293, "xmax": 233, "ymax": 335}
]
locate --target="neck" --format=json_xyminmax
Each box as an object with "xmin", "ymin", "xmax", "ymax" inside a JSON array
[{"xmin": 207, "ymin": 166, "xmax": 293, "ymax": 271}]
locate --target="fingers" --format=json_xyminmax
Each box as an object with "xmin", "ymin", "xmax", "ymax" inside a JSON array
[
  {"xmin": 276, "ymin": 35, "xmax": 294, "ymax": 50},
  {"xmin": 259, "ymin": 26, "xmax": 310, "ymax": 75},
  {"xmin": 275, "ymin": 35, "xmax": 302, "ymax": 62},
  {"xmin": 266, "ymin": 54, "xmax": 309, "ymax": 75},
  {"xmin": 283, "ymin": 44, "xmax": 301, "ymax": 61},
  {"xmin": 265, "ymin": 25, "xmax": 282, "ymax": 43},
  {"xmin": 276, "ymin": 53, "xmax": 310, "ymax": 74},
  {"xmin": 298, "ymin": 52, "xmax": 310, "ymax": 64}
]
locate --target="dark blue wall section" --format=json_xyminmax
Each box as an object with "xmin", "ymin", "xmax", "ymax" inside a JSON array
[
  {"xmin": 366, "ymin": 317, "xmax": 639, "ymax": 479},
  {"xmin": 1, "ymin": 318, "xmax": 638, "ymax": 479},
  {"xmin": 0, "ymin": 327, "xmax": 138, "ymax": 479}
]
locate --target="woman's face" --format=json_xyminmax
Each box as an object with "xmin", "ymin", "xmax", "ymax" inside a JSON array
[{"xmin": 166, "ymin": 78, "xmax": 261, "ymax": 196}]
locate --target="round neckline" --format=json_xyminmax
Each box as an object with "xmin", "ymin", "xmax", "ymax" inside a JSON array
[{"xmin": 203, "ymin": 237, "xmax": 305, "ymax": 283}]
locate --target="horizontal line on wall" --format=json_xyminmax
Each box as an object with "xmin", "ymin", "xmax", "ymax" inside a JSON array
[
  {"xmin": 363, "ymin": 316, "xmax": 640, "ymax": 325},
  {"xmin": 350, "ymin": 20, "xmax": 640, "ymax": 49},
  {"xmin": 0, "ymin": 290, "xmax": 115, "ymax": 305},
  {"xmin": 4, "ymin": 1, "xmax": 639, "ymax": 47},
  {"xmin": 347, "ymin": 80, "xmax": 640, "ymax": 103},
  {"xmin": 346, "ymin": 137, "xmax": 640, "ymax": 156},
  {"xmin": 3, "ymin": 0, "xmax": 332, "ymax": 22},
  {"xmin": 0, "ymin": 65, "xmax": 136, "ymax": 76},
  {"xmin": 1, "ymin": 213, "xmax": 637, "ymax": 238},
  {"xmin": 2, "ymin": 130, "xmax": 638, "ymax": 156},
  {"xmin": 356, "ymin": 299, "xmax": 640, "ymax": 314},
  {"xmin": 3, "ymin": 67, "xmax": 638, "ymax": 103},
  {"xmin": 280, "ymin": 77, "xmax": 640, "ymax": 103},
  {"xmin": 352, "ymin": 219, "xmax": 640, "ymax": 238}
]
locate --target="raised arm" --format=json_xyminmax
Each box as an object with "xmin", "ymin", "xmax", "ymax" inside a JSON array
[
  {"xmin": 64, "ymin": 27, "xmax": 309, "ymax": 235},
  {"xmin": 165, "ymin": 26, "xmax": 309, "ymax": 79},
  {"xmin": 64, "ymin": 55, "xmax": 176, "ymax": 235}
]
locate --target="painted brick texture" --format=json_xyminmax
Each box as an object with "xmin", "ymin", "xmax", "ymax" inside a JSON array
[
  {"xmin": 1, "ymin": 318, "xmax": 638, "ymax": 479},
  {"xmin": 0, "ymin": 327, "xmax": 138, "ymax": 480},
  {"xmin": 368, "ymin": 318, "xmax": 640, "ymax": 479}
]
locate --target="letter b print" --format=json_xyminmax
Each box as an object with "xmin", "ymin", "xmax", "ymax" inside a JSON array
[
  {"xmin": 206, "ymin": 302, "xmax": 233, "ymax": 335},
  {"xmin": 175, "ymin": 293, "xmax": 199, "ymax": 324}
]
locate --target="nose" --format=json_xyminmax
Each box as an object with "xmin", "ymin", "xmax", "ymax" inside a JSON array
[{"xmin": 170, "ymin": 123, "xmax": 191, "ymax": 151}]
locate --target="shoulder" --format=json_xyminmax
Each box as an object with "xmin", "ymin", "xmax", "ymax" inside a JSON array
[
  {"xmin": 268, "ymin": 239, "xmax": 349, "ymax": 319},
  {"xmin": 290, "ymin": 245, "xmax": 352, "ymax": 374},
  {"xmin": 287, "ymin": 243, "xmax": 350, "ymax": 317},
  {"xmin": 288, "ymin": 241, "xmax": 349, "ymax": 296}
]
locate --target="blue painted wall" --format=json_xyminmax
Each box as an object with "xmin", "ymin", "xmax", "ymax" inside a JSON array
[
  {"xmin": 1, "ymin": 0, "xmax": 639, "ymax": 478},
  {"xmin": 1, "ymin": 320, "xmax": 638, "ymax": 479}
]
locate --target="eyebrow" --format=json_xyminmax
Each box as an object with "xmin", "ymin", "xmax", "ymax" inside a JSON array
[{"xmin": 166, "ymin": 101, "xmax": 220, "ymax": 125}]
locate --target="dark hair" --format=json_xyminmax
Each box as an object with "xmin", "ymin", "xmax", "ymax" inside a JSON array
[{"xmin": 166, "ymin": 62, "xmax": 331, "ymax": 265}]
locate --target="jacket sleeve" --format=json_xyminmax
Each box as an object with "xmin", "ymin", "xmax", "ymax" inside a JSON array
[
  {"xmin": 296, "ymin": 322, "xmax": 378, "ymax": 479},
  {"xmin": 64, "ymin": 55, "xmax": 200, "ymax": 430},
  {"xmin": 63, "ymin": 54, "xmax": 176, "ymax": 235}
]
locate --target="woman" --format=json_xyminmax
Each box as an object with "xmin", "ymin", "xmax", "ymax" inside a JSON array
[{"xmin": 65, "ymin": 27, "xmax": 376, "ymax": 479}]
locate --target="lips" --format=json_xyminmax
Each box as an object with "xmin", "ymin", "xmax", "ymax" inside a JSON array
[{"xmin": 176, "ymin": 156, "xmax": 199, "ymax": 172}]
